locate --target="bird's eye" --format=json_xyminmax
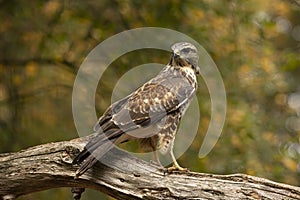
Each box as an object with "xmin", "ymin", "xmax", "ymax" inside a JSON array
[
  {"xmin": 189, "ymin": 64, "xmax": 195, "ymax": 70},
  {"xmin": 182, "ymin": 48, "xmax": 191, "ymax": 54}
]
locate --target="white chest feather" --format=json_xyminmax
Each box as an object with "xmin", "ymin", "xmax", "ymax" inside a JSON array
[{"xmin": 182, "ymin": 66, "xmax": 197, "ymax": 82}]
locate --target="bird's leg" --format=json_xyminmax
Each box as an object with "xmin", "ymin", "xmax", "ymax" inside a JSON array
[
  {"xmin": 153, "ymin": 150, "xmax": 163, "ymax": 167},
  {"xmin": 148, "ymin": 138, "xmax": 165, "ymax": 169},
  {"xmin": 167, "ymin": 145, "xmax": 188, "ymax": 172},
  {"xmin": 150, "ymin": 147, "xmax": 164, "ymax": 168}
]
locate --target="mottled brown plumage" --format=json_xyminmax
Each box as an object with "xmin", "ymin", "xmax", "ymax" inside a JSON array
[{"xmin": 73, "ymin": 42, "xmax": 200, "ymax": 176}]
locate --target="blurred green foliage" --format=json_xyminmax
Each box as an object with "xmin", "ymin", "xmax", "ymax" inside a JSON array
[{"xmin": 1, "ymin": 0, "xmax": 300, "ymax": 199}]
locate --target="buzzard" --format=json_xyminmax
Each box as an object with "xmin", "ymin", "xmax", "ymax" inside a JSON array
[{"xmin": 73, "ymin": 42, "xmax": 200, "ymax": 176}]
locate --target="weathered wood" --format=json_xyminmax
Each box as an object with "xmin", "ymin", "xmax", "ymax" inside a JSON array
[{"xmin": 0, "ymin": 136, "xmax": 300, "ymax": 200}]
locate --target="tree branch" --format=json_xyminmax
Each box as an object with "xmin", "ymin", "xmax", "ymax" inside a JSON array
[{"xmin": 1, "ymin": 136, "xmax": 300, "ymax": 200}]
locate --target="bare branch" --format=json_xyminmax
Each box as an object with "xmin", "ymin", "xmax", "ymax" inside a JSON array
[{"xmin": 0, "ymin": 136, "xmax": 300, "ymax": 199}]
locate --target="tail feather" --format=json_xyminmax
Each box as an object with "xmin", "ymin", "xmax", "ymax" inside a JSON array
[
  {"xmin": 72, "ymin": 148, "xmax": 90, "ymax": 165},
  {"xmin": 73, "ymin": 129, "xmax": 126, "ymax": 177},
  {"xmin": 74, "ymin": 138, "xmax": 117, "ymax": 177},
  {"xmin": 75, "ymin": 156, "xmax": 98, "ymax": 177}
]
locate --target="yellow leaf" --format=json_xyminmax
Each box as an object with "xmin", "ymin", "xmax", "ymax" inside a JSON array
[{"xmin": 26, "ymin": 62, "xmax": 38, "ymax": 77}]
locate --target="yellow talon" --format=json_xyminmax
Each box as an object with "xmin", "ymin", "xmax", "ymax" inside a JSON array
[{"xmin": 167, "ymin": 164, "xmax": 189, "ymax": 173}]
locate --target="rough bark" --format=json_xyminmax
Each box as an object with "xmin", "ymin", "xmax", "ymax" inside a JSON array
[{"xmin": 0, "ymin": 136, "xmax": 300, "ymax": 200}]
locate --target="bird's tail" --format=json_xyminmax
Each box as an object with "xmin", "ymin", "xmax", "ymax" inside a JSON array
[
  {"xmin": 72, "ymin": 129, "xmax": 123, "ymax": 177},
  {"xmin": 73, "ymin": 139, "xmax": 116, "ymax": 177},
  {"xmin": 72, "ymin": 148, "xmax": 90, "ymax": 165},
  {"xmin": 73, "ymin": 141, "xmax": 114, "ymax": 177}
]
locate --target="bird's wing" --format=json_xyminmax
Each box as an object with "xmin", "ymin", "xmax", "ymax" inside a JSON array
[{"xmin": 93, "ymin": 73, "xmax": 196, "ymax": 140}]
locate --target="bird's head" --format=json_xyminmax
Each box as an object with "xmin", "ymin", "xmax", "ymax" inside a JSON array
[{"xmin": 170, "ymin": 42, "xmax": 200, "ymax": 75}]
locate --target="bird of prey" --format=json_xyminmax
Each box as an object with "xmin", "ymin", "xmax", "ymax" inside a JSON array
[{"xmin": 73, "ymin": 42, "xmax": 200, "ymax": 176}]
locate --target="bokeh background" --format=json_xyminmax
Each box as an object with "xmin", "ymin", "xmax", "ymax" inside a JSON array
[{"xmin": 1, "ymin": 0, "xmax": 300, "ymax": 199}]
